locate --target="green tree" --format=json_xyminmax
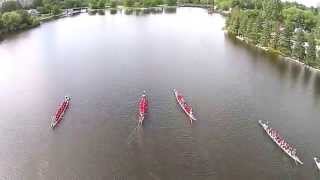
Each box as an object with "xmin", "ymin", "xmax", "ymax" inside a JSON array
[
  {"xmin": 90, "ymin": 0, "xmax": 99, "ymax": 8},
  {"xmin": 143, "ymin": 0, "xmax": 153, "ymax": 7},
  {"xmin": 316, "ymin": 26, "xmax": 320, "ymax": 41},
  {"xmin": 238, "ymin": 12, "xmax": 248, "ymax": 36},
  {"xmin": 306, "ymin": 32, "xmax": 317, "ymax": 65},
  {"xmin": 1, "ymin": 1, "xmax": 22, "ymax": 12},
  {"xmin": 1, "ymin": 11, "xmax": 22, "ymax": 31},
  {"xmin": 270, "ymin": 22, "xmax": 280, "ymax": 49},
  {"xmin": 254, "ymin": 0, "xmax": 262, "ymax": 9},
  {"xmin": 303, "ymin": 10, "xmax": 317, "ymax": 31},
  {"xmin": 252, "ymin": 13, "xmax": 263, "ymax": 42},
  {"xmin": 15, "ymin": 10, "xmax": 32, "ymax": 29},
  {"xmin": 246, "ymin": 17, "xmax": 259, "ymax": 44},
  {"xmin": 110, "ymin": 0, "xmax": 117, "ymax": 8},
  {"xmin": 37, "ymin": 6, "xmax": 50, "ymax": 14},
  {"xmin": 98, "ymin": 0, "xmax": 106, "ymax": 8},
  {"xmin": 32, "ymin": 0, "xmax": 43, "ymax": 8},
  {"xmin": 217, "ymin": 1, "xmax": 231, "ymax": 11},
  {"xmin": 63, "ymin": 0, "xmax": 85, "ymax": 8},
  {"xmin": 124, "ymin": 0, "xmax": 134, "ymax": 7},
  {"xmin": 0, "ymin": 13, "xmax": 3, "ymax": 30},
  {"xmin": 279, "ymin": 23, "xmax": 293, "ymax": 56},
  {"xmin": 155, "ymin": 0, "xmax": 163, "ymax": 5},
  {"xmin": 51, "ymin": 4, "xmax": 62, "ymax": 15},
  {"xmin": 271, "ymin": 0, "xmax": 282, "ymax": 21},
  {"xmin": 191, "ymin": 0, "xmax": 199, "ymax": 4},
  {"xmin": 293, "ymin": 29, "xmax": 306, "ymax": 62},
  {"xmin": 283, "ymin": 7, "xmax": 304, "ymax": 28},
  {"xmin": 231, "ymin": 0, "xmax": 240, "ymax": 8},
  {"xmin": 166, "ymin": 0, "xmax": 176, "ymax": 6},
  {"xmin": 260, "ymin": 20, "xmax": 271, "ymax": 47},
  {"xmin": 226, "ymin": 6, "xmax": 240, "ymax": 35}
]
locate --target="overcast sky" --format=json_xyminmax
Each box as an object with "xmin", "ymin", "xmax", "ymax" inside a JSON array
[{"xmin": 285, "ymin": 0, "xmax": 320, "ymax": 7}]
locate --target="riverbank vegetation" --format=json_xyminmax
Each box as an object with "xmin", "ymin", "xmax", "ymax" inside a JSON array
[
  {"xmin": 225, "ymin": 0, "xmax": 320, "ymax": 68},
  {"xmin": 0, "ymin": 0, "xmax": 178, "ymax": 38},
  {"xmin": 0, "ymin": 3, "xmax": 40, "ymax": 38},
  {"xmin": 88, "ymin": 0, "xmax": 176, "ymax": 9}
]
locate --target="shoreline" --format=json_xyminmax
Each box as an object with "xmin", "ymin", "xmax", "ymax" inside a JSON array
[
  {"xmin": 230, "ymin": 32, "xmax": 320, "ymax": 73},
  {"xmin": 1, "ymin": 6, "xmax": 216, "ymax": 40}
]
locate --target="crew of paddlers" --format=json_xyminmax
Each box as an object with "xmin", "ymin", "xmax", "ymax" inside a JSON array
[
  {"xmin": 177, "ymin": 94, "xmax": 192, "ymax": 114},
  {"xmin": 266, "ymin": 127, "xmax": 297, "ymax": 157},
  {"xmin": 55, "ymin": 99, "xmax": 68, "ymax": 119}
]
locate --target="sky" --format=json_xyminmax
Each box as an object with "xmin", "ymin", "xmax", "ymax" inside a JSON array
[{"xmin": 286, "ymin": 0, "xmax": 320, "ymax": 7}]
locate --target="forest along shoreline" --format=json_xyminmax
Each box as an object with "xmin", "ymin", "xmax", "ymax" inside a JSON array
[
  {"xmin": 224, "ymin": 0, "xmax": 320, "ymax": 72},
  {"xmin": 0, "ymin": 0, "xmax": 179, "ymax": 40}
]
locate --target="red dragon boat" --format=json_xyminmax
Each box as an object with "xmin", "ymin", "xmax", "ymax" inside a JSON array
[
  {"xmin": 173, "ymin": 89, "xmax": 196, "ymax": 123},
  {"xmin": 50, "ymin": 96, "xmax": 71, "ymax": 129},
  {"xmin": 258, "ymin": 120, "xmax": 303, "ymax": 165},
  {"xmin": 138, "ymin": 91, "xmax": 148, "ymax": 125}
]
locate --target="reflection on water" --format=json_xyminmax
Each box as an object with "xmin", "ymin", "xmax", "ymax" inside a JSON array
[
  {"xmin": 275, "ymin": 60, "xmax": 289, "ymax": 80},
  {"xmin": 164, "ymin": 7, "xmax": 177, "ymax": 13},
  {"xmin": 290, "ymin": 63, "xmax": 302, "ymax": 87},
  {"xmin": 313, "ymin": 74, "xmax": 320, "ymax": 101},
  {"xmin": 110, "ymin": 9, "xmax": 117, "ymax": 14},
  {"xmin": 302, "ymin": 67, "xmax": 312, "ymax": 87}
]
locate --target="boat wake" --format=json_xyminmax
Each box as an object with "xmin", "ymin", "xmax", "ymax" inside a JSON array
[{"xmin": 126, "ymin": 125, "xmax": 141, "ymax": 145}]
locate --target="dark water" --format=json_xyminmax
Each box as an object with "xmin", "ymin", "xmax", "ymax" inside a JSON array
[{"xmin": 0, "ymin": 7, "xmax": 320, "ymax": 180}]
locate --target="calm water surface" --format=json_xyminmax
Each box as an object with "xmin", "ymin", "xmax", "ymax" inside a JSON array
[{"xmin": 0, "ymin": 7, "xmax": 320, "ymax": 180}]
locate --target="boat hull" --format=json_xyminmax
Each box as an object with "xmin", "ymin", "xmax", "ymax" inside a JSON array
[
  {"xmin": 51, "ymin": 100, "xmax": 70, "ymax": 129},
  {"xmin": 258, "ymin": 120, "xmax": 303, "ymax": 165},
  {"xmin": 173, "ymin": 89, "xmax": 196, "ymax": 122},
  {"xmin": 314, "ymin": 157, "xmax": 320, "ymax": 170},
  {"xmin": 138, "ymin": 93, "xmax": 148, "ymax": 125}
]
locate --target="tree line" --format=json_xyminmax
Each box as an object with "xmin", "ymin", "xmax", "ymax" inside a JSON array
[
  {"xmin": 0, "ymin": 2, "xmax": 40, "ymax": 37},
  {"xmin": 225, "ymin": 0, "xmax": 320, "ymax": 67},
  {"xmin": 0, "ymin": 0, "xmax": 178, "ymax": 38},
  {"xmin": 89, "ymin": 0, "xmax": 176, "ymax": 9}
]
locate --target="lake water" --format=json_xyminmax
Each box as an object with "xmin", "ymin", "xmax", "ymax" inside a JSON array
[{"xmin": 0, "ymin": 7, "xmax": 320, "ymax": 180}]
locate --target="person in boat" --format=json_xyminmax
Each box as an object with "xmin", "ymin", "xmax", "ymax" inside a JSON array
[
  {"xmin": 283, "ymin": 142, "xmax": 288, "ymax": 148},
  {"xmin": 179, "ymin": 96, "xmax": 185, "ymax": 103},
  {"xmin": 285, "ymin": 144, "xmax": 289, "ymax": 150},
  {"xmin": 185, "ymin": 105, "xmax": 192, "ymax": 113},
  {"xmin": 292, "ymin": 149, "xmax": 296, "ymax": 156}
]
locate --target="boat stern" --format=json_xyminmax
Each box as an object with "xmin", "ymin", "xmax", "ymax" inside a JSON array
[
  {"xmin": 138, "ymin": 116, "xmax": 144, "ymax": 125},
  {"xmin": 50, "ymin": 121, "xmax": 56, "ymax": 129}
]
